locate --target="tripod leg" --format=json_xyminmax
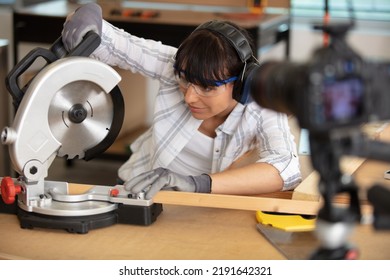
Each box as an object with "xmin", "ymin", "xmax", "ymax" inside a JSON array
[{"xmin": 309, "ymin": 134, "xmax": 361, "ymax": 259}]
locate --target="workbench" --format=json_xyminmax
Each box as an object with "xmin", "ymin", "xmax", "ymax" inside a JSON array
[
  {"xmin": 0, "ymin": 205, "xmax": 389, "ymax": 260},
  {"xmin": 12, "ymin": 0, "xmax": 290, "ymax": 64},
  {"xmin": 1, "ymin": 153, "xmax": 390, "ymax": 260},
  {"xmin": 1, "ymin": 120, "xmax": 389, "ymax": 261}
]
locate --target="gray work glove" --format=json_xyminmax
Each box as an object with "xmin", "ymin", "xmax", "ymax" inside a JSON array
[
  {"xmin": 62, "ymin": 3, "xmax": 103, "ymax": 52},
  {"xmin": 124, "ymin": 168, "xmax": 212, "ymax": 199}
]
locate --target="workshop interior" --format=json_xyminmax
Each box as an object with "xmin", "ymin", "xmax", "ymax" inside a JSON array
[{"xmin": 0, "ymin": 0, "xmax": 390, "ymax": 260}]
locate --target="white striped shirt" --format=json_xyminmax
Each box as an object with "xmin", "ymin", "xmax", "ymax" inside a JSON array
[{"xmin": 92, "ymin": 21, "xmax": 302, "ymax": 190}]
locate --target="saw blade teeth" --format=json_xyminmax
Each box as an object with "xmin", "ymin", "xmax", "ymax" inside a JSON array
[
  {"xmin": 57, "ymin": 151, "xmax": 84, "ymax": 160},
  {"xmin": 48, "ymin": 80, "xmax": 114, "ymax": 160}
]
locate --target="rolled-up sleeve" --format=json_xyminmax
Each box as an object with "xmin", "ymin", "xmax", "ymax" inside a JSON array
[{"xmin": 255, "ymin": 108, "xmax": 302, "ymax": 190}]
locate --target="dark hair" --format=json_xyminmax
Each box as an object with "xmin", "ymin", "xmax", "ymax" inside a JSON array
[{"xmin": 174, "ymin": 21, "xmax": 256, "ymax": 88}]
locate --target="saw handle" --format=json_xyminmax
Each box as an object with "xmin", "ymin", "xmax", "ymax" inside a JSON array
[
  {"xmin": 50, "ymin": 31, "xmax": 101, "ymax": 58},
  {"xmin": 5, "ymin": 31, "xmax": 101, "ymax": 109},
  {"xmin": 6, "ymin": 48, "xmax": 58, "ymax": 109}
]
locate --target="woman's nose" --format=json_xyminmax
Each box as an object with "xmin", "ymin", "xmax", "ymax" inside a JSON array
[{"xmin": 184, "ymin": 84, "xmax": 200, "ymax": 102}]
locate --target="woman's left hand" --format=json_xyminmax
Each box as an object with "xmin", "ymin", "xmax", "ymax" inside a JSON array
[{"xmin": 123, "ymin": 168, "xmax": 211, "ymax": 199}]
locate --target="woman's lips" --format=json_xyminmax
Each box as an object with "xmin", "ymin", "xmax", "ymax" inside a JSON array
[{"xmin": 188, "ymin": 105, "xmax": 205, "ymax": 113}]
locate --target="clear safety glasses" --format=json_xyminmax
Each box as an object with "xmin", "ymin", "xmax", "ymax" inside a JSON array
[{"xmin": 175, "ymin": 73, "xmax": 238, "ymax": 97}]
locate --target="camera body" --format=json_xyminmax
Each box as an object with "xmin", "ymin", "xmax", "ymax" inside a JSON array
[{"xmin": 252, "ymin": 23, "xmax": 390, "ymax": 134}]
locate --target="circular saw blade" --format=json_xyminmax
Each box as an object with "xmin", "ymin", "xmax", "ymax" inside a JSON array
[{"xmin": 48, "ymin": 80, "xmax": 114, "ymax": 159}]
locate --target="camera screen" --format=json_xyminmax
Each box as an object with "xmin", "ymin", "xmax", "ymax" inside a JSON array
[{"xmin": 323, "ymin": 78, "xmax": 364, "ymax": 123}]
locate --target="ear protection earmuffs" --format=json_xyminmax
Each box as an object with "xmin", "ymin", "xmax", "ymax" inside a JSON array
[{"xmin": 194, "ymin": 20, "xmax": 260, "ymax": 104}]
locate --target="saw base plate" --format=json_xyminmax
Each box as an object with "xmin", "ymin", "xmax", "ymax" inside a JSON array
[
  {"xmin": 117, "ymin": 203, "xmax": 163, "ymax": 226},
  {"xmin": 13, "ymin": 203, "xmax": 164, "ymax": 234},
  {"xmin": 18, "ymin": 208, "xmax": 118, "ymax": 234}
]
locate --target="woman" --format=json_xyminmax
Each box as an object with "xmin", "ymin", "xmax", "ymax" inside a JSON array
[{"xmin": 62, "ymin": 3, "xmax": 301, "ymax": 199}]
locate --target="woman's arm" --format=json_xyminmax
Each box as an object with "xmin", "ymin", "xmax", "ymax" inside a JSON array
[
  {"xmin": 210, "ymin": 162, "xmax": 284, "ymax": 195},
  {"xmin": 211, "ymin": 108, "xmax": 302, "ymax": 195},
  {"xmin": 91, "ymin": 20, "xmax": 177, "ymax": 80}
]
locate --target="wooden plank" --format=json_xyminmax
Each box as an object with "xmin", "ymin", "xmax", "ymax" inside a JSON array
[
  {"xmin": 156, "ymin": 191, "xmax": 377, "ymax": 216},
  {"xmin": 153, "ymin": 191, "xmax": 321, "ymax": 215},
  {"xmin": 68, "ymin": 183, "xmax": 319, "ymax": 215}
]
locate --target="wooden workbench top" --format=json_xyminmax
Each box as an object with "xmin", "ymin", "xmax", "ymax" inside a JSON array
[
  {"xmin": 1, "ymin": 122, "xmax": 390, "ymax": 260},
  {"xmin": 14, "ymin": 0, "xmax": 288, "ymax": 28},
  {"xmin": 1, "ymin": 154, "xmax": 390, "ymax": 259},
  {"xmin": 1, "ymin": 203, "xmax": 390, "ymax": 260},
  {"xmin": 0, "ymin": 204, "xmax": 283, "ymax": 260}
]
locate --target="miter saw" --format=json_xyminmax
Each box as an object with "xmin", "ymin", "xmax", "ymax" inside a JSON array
[{"xmin": 0, "ymin": 32, "xmax": 162, "ymax": 233}]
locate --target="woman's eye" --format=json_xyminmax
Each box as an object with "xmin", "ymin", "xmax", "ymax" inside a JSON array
[{"xmin": 201, "ymin": 86, "xmax": 216, "ymax": 92}]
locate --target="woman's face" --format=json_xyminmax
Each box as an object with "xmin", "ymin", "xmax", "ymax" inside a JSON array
[{"xmin": 179, "ymin": 82, "xmax": 238, "ymax": 120}]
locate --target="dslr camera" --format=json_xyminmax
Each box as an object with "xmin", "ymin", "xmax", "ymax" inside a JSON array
[
  {"xmin": 251, "ymin": 23, "xmax": 390, "ymax": 134},
  {"xmin": 251, "ymin": 22, "xmax": 390, "ymax": 258}
]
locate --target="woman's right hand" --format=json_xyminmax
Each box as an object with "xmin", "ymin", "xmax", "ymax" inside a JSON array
[{"xmin": 62, "ymin": 2, "xmax": 103, "ymax": 52}]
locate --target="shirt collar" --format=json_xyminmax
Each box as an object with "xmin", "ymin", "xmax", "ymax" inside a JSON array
[{"xmin": 215, "ymin": 102, "xmax": 246, "ymax": 135}]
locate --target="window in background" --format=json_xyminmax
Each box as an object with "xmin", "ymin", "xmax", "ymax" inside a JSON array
[{"xmin": 291, "ymin": 0, "xmax": 390, "ymax": 21}]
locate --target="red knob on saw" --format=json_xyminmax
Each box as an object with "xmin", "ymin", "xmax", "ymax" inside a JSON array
[{"xmin": 1, "ymin": 176, "xmax": 22, "ymax": 204}]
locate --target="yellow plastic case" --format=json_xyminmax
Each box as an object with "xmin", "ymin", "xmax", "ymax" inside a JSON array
[{"xmin": 256, "ymin": 211, "xmax": 316, "ymax": 232}]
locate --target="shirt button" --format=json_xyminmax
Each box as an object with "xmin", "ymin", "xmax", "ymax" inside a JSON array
[{"xmin": 215, "ymin": 149, "xmax": 220, "ymax": 153}]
